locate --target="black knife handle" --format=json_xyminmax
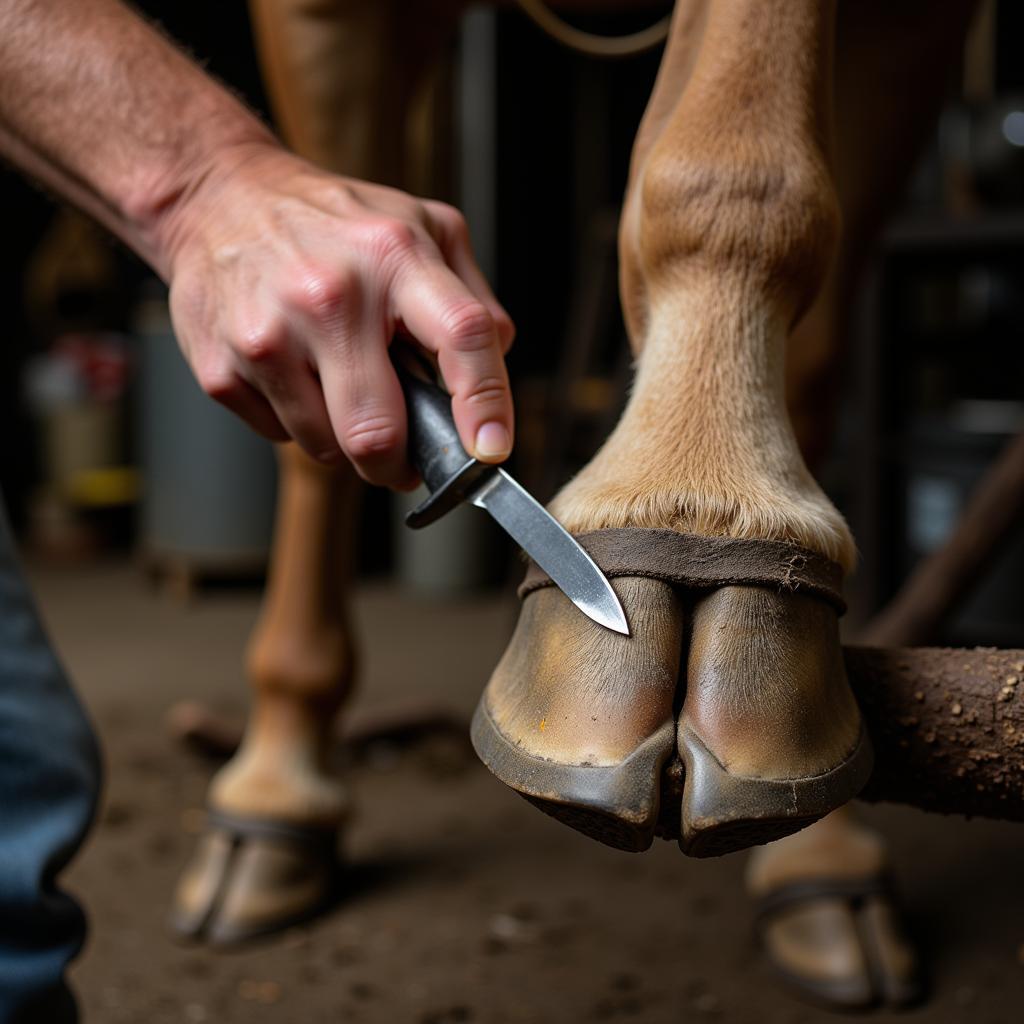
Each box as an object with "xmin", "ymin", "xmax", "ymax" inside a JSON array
[{"xmin": 391, "ymin": 346, "xmax": 495, "ymax": 529}]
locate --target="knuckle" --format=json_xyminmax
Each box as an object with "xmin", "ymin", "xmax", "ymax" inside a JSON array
[
  {"xmin": 431, "ymin": 201, "xmax": 469, "ymax": 241},
  {"xmin": 296, "ymin": 431, "xmax": 344, "ymax": 465},
  {"xmin": 297, "ymin": 265, "xmax": 357, "ymax": 320},
  {"xmin": 324, "ymin": 180, "xmax": 357, "ymax": 208},
  {"xmin": 197, "ymin": 364, "xmax": 240, "ymax": 403},
  {"xmin": 361, "ymin": 217, "xmax": 421, "ymax": 266},
  {"xmin": 313, "ymin": 447, "xmax": 345, "ymax": 466},
  {"xmin": 460, "ymin": 375, "xmax": 508, "ymax": 409},
  {"xmin": 442, "ymin": 301, "xmax": 496, "ymax": 351},
  {"xmin": 343, "ymin": 413, "xmax": 402, "ymax": 461},
  {"xmin": 494, "ymin": 311, "xmax": 516, "ymax": 349},
  {"xmin": 234, "ymin": 319, "xmax": 288, "ymax": 364}
]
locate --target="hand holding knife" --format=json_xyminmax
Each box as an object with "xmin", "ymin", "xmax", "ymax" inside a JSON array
[{"xmin": 390, "ymin": 344, "xmax": 629, "ymax": 635}]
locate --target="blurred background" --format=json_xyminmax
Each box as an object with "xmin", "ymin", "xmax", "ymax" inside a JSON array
[
  {"xmin": 3, "ymin": 1, "xmax": 1024, "ymax": 1022},
  {"xmin": 2, "ymin": 0, "xmax": 1023, "ymax": 642}
]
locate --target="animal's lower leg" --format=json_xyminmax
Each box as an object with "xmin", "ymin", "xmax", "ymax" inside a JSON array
[
  {"xmin": 171, "ymin": 445, "xmax": 359, "ymax": 942},
  {"xmin": 746, "ymin": 807, "xmax": 919, "ymax": 1008},
  {"xmin": 554, "ymin": 0, "xmax": 853, "ymax": 568},
  {"xmin": 209, "ymin": 444, "xmax": 359, "ymax": 826},
  {"xmin": 475, "ymin": 1, "xmax": 869, "ymax": 859}
]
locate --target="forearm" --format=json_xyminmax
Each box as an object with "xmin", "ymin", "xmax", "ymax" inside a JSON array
[
  {"xmin": 0, "ymin": 0, "xmax": 274, "ymax": 275},
  {"xmin": 0, "ymin": 0, "xmax": 516, "ymax": 484}
]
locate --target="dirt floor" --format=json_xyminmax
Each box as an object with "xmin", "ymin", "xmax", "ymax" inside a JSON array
[{"xmin": 24, "ymin": 562, "xmax": 1024, "ymax": 1023}]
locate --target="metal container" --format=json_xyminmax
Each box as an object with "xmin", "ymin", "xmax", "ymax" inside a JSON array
[
  {"xmin": 136, "ymin": 288, "xmax": 277, "ymax": 571},
  {"xmin": 393, "ymin": 485, "xmax": 505, "ymax": 596}
]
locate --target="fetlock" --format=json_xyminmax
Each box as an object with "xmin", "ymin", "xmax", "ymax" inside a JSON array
[
  {"xmin": 208, "ymin": 694, "xmax": 350, "ymax": 828},
  {"xmin": 549, "ymin": 348, "xmax": 855, "ymax": 571},
  {"xmin": 550, "ymin": 442, "xmax": 854, "ymax": 569}
]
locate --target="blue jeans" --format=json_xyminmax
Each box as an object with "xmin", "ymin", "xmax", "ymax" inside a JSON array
[{"xmin": 0, "ymin": 502, "xmax": 101, "ymax": 1023}]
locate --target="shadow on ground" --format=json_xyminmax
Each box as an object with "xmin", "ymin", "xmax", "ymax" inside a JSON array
[{"xmin": 25, "ymin": 563, "xmax": 1024, "ymax": 1024}]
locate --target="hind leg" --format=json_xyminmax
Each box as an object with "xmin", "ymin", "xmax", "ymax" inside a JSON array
[
  {"xmin": 172, "ymin": 445, "xmax": 360, "ymax": 943},
  {"xmin": 171, "ymin": 0, "xmax": 464, "ymax": 942}
]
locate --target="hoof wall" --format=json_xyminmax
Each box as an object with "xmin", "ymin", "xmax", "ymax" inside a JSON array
[{"xmin": 170, "ymin": 812, "xmax": 341, "ymax": 946}]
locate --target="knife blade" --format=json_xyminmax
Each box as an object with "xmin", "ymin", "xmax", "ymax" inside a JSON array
[{"xmin": 392, "ymin": 347, "xmax": 629, "ymax": 636}]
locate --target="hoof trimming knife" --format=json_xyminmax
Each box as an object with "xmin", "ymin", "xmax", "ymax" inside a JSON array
[{"xmin": 391, "ymin": 346, "xmax": 629, "ymax": 636}]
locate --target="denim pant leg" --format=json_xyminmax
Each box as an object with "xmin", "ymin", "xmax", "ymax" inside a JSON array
[{"xmin": 0, "ymin": 502, "xmax": 102, "ymax": 1024}]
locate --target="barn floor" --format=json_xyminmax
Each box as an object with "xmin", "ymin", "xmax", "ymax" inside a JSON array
[{"xmin": 25, "ymin": 561, "xmax": 1024, "ymax": 1024}]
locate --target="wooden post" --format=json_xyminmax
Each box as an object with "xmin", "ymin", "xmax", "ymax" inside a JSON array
[
  {"xmin": 652, "ymin": 645, "xmax": 1024, "ymax": 837},
  {"xmin": 863, "ymin": 432, "xmax": 1024, "ymax": 647}
]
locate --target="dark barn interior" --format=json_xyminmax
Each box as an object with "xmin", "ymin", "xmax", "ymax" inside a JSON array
[{"xmin": 1, "ymin": 2, "xmax": 1024, "ymax": 1022}]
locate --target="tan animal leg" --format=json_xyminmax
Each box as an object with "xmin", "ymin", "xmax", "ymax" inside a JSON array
[
  {"xmin": 474, "ymin": 1, "xmax": 874, "ymax": 856},
  {"xmin": 172, "ymin": 0, "xmax": 463, "ymax": 944},
  {"xmin": 209, "ymin": 444, "xmax": 360, "ymax": 827},
  {"xmin": 750, "ymin": 0, "xmax": 979, "ymax": 1009},
  {"xmin": 171, "ymin": 447, "xmax": 360, "ymax": 944},
  {"xmin": 565, "ymin": 1, "xmax": 851, "ymax": 558}
]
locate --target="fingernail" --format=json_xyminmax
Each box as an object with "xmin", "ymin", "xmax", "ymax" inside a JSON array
[
  {"xmin": 474, "ymin": 421, "xmax": 511, "ymax": 460},
  {"xmin": 316, "ymin": 449, "xmax": 344, "ymax": 466}
]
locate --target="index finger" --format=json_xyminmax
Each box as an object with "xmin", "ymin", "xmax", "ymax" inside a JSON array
[{"xmin": 392, "ymin": 258, "xmax": 514, "ymax": 464}]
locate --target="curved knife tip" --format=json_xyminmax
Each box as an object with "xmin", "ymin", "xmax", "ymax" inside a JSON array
[{"xmin": 595, "ymin": 605, "xmax": 630, "ymax": 636}]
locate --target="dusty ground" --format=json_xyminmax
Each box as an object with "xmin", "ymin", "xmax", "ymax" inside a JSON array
[{"xmin": 25, "ymin": 562, "xmax": 1024, "ymax": 1023}]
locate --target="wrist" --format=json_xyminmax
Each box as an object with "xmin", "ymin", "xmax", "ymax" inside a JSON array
[{"xmin": 127, "ymin": 113, "xmax": 277, "ymax": 279}]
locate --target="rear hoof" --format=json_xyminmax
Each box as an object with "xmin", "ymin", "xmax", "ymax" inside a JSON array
[
  {"xmin": 678, "ymin": 586, "xmax": 872, "ymax": 857},
  {"xmin": 170, "ymin": 811, "xmax": 341, "ymax": 945},
  {"xmin": 755, "ymin": 876, "xmax": 923, "ymax": 1010},
  {"xmin": 472, "ymin": 578, "xmax": 684, "ymax": 852}
]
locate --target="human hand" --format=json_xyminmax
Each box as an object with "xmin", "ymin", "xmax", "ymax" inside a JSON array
[{"xmin": 159, "ymin": 142, "xmax": 515, "ymax": 488}]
